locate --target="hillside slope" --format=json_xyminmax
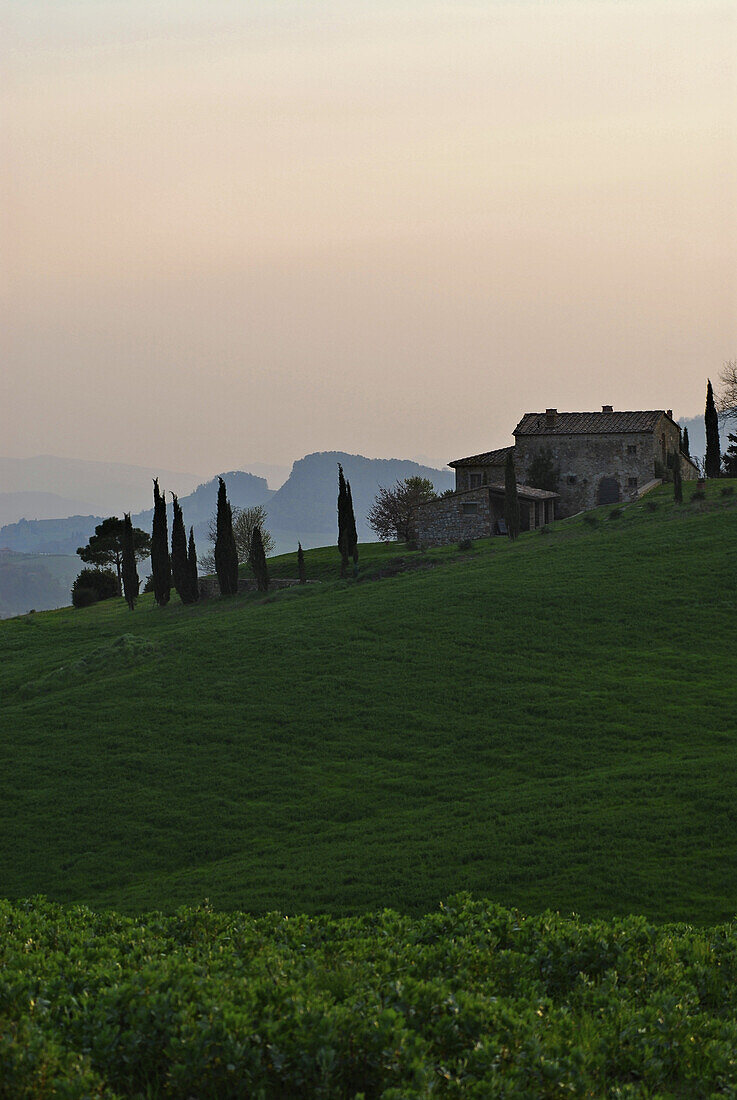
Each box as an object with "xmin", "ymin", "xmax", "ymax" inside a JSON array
[{"xmin": 1, "ymin": 480, "xmax": 735, "ymax": 923}]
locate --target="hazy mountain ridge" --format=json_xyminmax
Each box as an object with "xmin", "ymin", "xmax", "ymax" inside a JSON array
[{"xmin": 0, "ymin": 549, "xmax": 80, "ymax": 619}]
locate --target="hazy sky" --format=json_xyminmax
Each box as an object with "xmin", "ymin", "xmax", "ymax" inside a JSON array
[{"xmin": 4, "ymin": 1, "xmax": 735, "ymax": 476}]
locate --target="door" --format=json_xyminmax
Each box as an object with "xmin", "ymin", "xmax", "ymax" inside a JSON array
[{"xmin": 597, "ymin": 477, "xmax": 621, "ymax": 505}]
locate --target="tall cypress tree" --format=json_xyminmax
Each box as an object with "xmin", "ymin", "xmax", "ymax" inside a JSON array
[
  {"xmin": 170, "ymin": 494, "xmax": 193, "ymax": 603},
  {"xmin": 187, "ymin": 527, "xmax": 199, "ymax": 602},
  {"xmin": 121, "ymin": 512, "xmax": 139, "ymax": 611},
  {"xmin": 705, "ymin": 379, "xmax": 721, "ymax": 478},
  {"xmin": 504, "ymin": 450, "xmax": 520, "ymax": 540},
  {"xmin": 337, "ymin": 464, "xmax": 350, "ymax": 577},
  {"xmin": 215, "ymin": 476, "xmax": 239, "ymax": 595},
  {"xmin": 346, "ymin": 481, "xmax": 359, "ymax": 573},
  {"xmin": 249, "ymin": 525, "xmax": 269, "ymax": 592},
  {"xmin": 151, "ymin": 478, "xmax": 171, "ymax": 606},
  {"xmin": 672, "ymin": 449, "xmax": 683, "ymax": 504},
  {"xmin": 682, "ymin": 426, "xmax": 690, "ymax": 456},
  {"xmin": 297, "ymin": 541, "xmax": 306, "ymax": 584}
]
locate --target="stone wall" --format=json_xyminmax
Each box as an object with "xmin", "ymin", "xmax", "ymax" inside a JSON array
[
  {"xmin": 197, "ymin": 575, "xmax": 304, "ymax": 599},
  {"xmin": 417, "ymin": 488, "xmax": 494, "ymax": 546}
]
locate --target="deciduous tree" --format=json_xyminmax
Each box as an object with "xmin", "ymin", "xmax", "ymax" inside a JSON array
[
  {"xmin": 717, "ymin": 359, "xmax": 737, "ymax": 421},
  {"xmin": 525, "ymin": 447, "xmax": 560, "ymax": 493},
  {"xmin": 367, "ymin": 477, "xmax": 437, "ymax": 543},
  {"xmin": 723, "ymin": 433, "xmax": 737, "ymax": 477}
]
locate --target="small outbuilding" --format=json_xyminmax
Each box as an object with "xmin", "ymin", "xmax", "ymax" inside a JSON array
[{"xmin": 416, "ymin": 482, "xmax": 558, "ymax": 547}]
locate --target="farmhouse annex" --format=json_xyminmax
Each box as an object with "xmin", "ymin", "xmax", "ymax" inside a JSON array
[{"xmin": 417, "ymin": 406, "xmax": 698, "ymax": 546}]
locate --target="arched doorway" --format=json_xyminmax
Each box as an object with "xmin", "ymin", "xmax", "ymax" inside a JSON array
[{"xmin": 597, "ymin": 477, "xmax": 621, "ymax": 506}]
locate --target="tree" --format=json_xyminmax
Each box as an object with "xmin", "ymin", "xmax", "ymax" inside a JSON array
[
  {"xmin": 346, "ymin": 480, "xmax": 358, "ymax": 572},
  {"xmin": 705, "ymin": 380, "xmax": 722, "ymax": 478},
  {"xmin": 297, "ymin": 541, "xmax": 306, "ymax": 584},
  {"xmin": 337, "ymin": 464, "xmax": 351, "ymax": 577},
  {"xmin": 187, "ymin": 527, "xmax": 199, "ymax": 602},
  {"xmin": 214, "ymin": 477, "xmax": 239, "ymax": 596},
  {"xmin": 121, "ymin": 513, "xmax": 139, "ymax": 610},
  {"xmin": 201, "ymin": 505, "xmax": 274, "ymax": 574},
  {"xmin": 71, "ymin": 567, "xmax": 119, "ymax": 608},
  {"xmin": 525, "ymin": 446, "xmax": 560, "ymax": 493},
  {"xmin": 249, "ymin": 525, "xmax": 269, "ymax": 592},
  {"xmin": 367, "ymin": 477, "xmax": 437, "ymax": 543},
  {"xmin": 717, "ymin": 359, "xmax": 737, "ymax": 421},
  {"xmin": 170, "ymin": 494, "xmax": 197, "ymax": 604},
  {"xmin": 723, "ymin": 433, "xmax": 737, "ymax": 477},
  {"xmin": 504, "ymin": 450, "xmax": 520, "ymax": 540},
  {"xmin": 672, "ymin": 450, "xmax": 683, "ymax": 504},
  {"xmin": 682, "ymin": 426, "xmax": 690, "ymax": 456},
  {"xmin": 151, "ymin": 478, "xmax": 172, "ymax": 606},
  {"xmin": 77, "ymin": 517, "xmax": 150, "ymax": 594}
]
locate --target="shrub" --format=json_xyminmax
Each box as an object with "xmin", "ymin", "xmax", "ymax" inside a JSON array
[
  {"xmin": 645, "ymin": 500, "xmax": 658, "ymax": 512},
  {"xmin": 458, "ymin": 538, "xmax": 473, "ymax": 551},
  {"xmin": 71, "ymin": 568, "xmax": 118, "ymax": 608},
  {"xmin": 609, "ymin": 507, "xmax": 623, "ymax": 519},
  {"xmin": 405, "ymin": 539, "xmax": 419, "ymax": 551},
  {"xmin": 692, "ymin": 490, "xmax": 706, "ymax": 501},
  {"xmin": 539, "ymin": 525, "xmax": 551, "ymax": 535},
  {"xmin": 720, "ymin": 486, "xmax": 734, "ymax": 497},
  {"xmin": 583, "ymin": 514, "xmax": 598, "ymax": 527}
]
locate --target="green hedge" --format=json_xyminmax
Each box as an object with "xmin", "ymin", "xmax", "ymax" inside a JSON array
[{"xmin": 3, "ymin": 894, "xmax": 737, "ymax": 1097}]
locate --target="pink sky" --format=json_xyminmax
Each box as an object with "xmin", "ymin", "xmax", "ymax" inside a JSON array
[{"xmin": 4, "ymin": 1, "xmax": 735, "ymax": 476}]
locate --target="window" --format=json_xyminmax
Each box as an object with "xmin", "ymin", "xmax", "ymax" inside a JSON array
[
  {"xmin": 462, "ymin": 502, "xmax": 478, "ymax": 515},
  {"xmin": 628, "ymin": 477, "xmax": 638, "ymax": 489},
  {"xmin": 627, "ymin": 445, "xmax": 637, "ymax": 455},
  {"xmin": 469, "ymin": 473, "xmax": 482, "ymax": 488},
  {"xmin": 567, "ymin": 475, "xmax": 577, "ymax": 485}
]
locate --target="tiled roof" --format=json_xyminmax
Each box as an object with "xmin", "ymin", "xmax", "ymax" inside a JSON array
[
  {"xmin": 514, "ymin": 411, "xmax": 667, "ymax": 436},
  {"xmin": 449, "ymin": 446, "xmax": 512, "ymax": 468},
  {"xmin": 488, "ymin": 482, "xmax": 558, "ymax": 501}
]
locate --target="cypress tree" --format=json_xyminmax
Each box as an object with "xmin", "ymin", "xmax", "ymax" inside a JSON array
[
  {"xmin": 187, "ymin": 526, "xmax": 199, "ymax": 602},
  {"xmin": 337, "ymin": 464, "xmax": 350, "ymax": 578},
  {"xmin": 673, "ymin": 449, "xmax": 683, "ymax": 504},
  {"xmin": 121, "ymin": 512, "xmax": 139, "ymax": 611},
  {"xmin": 504, "ymin": 450, "xmax": 520, "ymax": 540},
  {"xmin": 170, "ymin": 494, "xmax": 193, "ymax": 603},
  {"xmin": 346, "ymin": 481, "xmax": 359, "ymax": 573},
  {"xmin": 215, "ymin": 476, "xmax": 239, "ymax": 595},
  {"xmin": 297, "ymin": 541, "xmax": 306, "ymax": 584},
  {"xmin": 682, "ymin": 426, "xmax": 690, "ymax": 456},
  {"xmin": 249, "ymin": 525, "xmax": 269, "ymax": 592},
  {"xmin": 151, "ymin": 478, "xmax": 171, "ymax": 606},
  {"xmin": 705, "ymin": 379, "xmax": 721, "ymax": 478}
]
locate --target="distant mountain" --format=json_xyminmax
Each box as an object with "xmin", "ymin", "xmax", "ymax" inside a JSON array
[
  {"xmin": 0, "ymin": 471, "xmax": 271, "ymax": 557},
  {"xmin": 0, "ymin": 550, "xmax": 80, "ymax": 619},
  {"xmin": 0, "ymin": 455, "xmax": 202, "ymax": 515},
  {"xmin": 0, "ymin": 491, "xmax": 97, "ymax": 527},
  {"xmin": 263, "ymin": 451, "xmax": 454, "ymax": 552}
]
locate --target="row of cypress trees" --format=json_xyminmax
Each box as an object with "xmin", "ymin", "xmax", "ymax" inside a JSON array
[{"xmin": 148, "ymin": 477, "xmax": 200, "ymax": 608}]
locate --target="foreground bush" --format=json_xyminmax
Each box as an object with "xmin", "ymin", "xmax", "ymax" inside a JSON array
[
  {"xmin": 71, "ymin": 568, "xmax": 119, "ymax": 608},
  {"xmin": 3, "ymin": 895, "xmax": 737, "ymax": 1098}
]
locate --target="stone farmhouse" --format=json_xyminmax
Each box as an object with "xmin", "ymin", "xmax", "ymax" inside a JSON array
[{"xmin": 417, "ymin": 406, "xmax": 699, "ymax": 546}]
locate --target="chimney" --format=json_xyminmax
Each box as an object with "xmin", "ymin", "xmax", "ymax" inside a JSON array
[
  {"xmin": 602, "ymin": 405, "xmax": 613, "ymax": 414},
  {"xmin": 667, "ymin": 409, "xmax": 673, "ymax": 419},
  {"xmin": 545, "ymin": 408, "xmax": 557, "ymax": 428}
]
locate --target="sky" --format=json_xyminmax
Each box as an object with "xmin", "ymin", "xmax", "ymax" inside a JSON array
[{"xmin": 3, "ymin": 0, "xmax": 735, "ymax": 477}]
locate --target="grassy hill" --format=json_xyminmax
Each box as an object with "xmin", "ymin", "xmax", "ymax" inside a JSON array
[{"xmin": 1, "ymin": 480, "xmax": 736, "ymax": 923}]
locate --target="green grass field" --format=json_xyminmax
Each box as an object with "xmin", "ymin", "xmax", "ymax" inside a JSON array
[{"xmin": 1, "ymin": 480, "xmax": 736, "ymax": 923}]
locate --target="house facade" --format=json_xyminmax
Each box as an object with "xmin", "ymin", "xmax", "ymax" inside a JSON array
[{"xmin": 417, "ymin": 405, "xmax": 698, "ymax": 546}]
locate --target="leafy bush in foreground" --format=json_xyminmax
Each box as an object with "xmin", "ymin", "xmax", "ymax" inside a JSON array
[
  {"xmin": 71, "ymin": 568, "xmax": 119, "ymax": 608},
  {"xmin": 3, "ymin": 895, "xmax": 737, "ymax": 1098}
]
